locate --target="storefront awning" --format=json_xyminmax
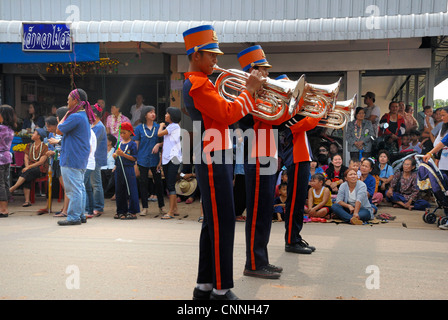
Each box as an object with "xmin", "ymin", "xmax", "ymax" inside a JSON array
[
  {"xmin": 1, "ymin": 13, "xmax": 448, "ymax": 44},
  {"xmin": 0, "ymin": 43, "xmax": 99, "ymax": 64}
]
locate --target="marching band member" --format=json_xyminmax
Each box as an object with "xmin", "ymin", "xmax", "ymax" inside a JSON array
[
  {"xmin": 182, "ymin": 25, "xmax": 264, "ymax": 300},
  {"xmin": 236, "ymin": 45, "xmax": 296, "ymax": 280},
  {"xmin": 281, "ymin": 114, "xmax": 321, "ymax": 254}
]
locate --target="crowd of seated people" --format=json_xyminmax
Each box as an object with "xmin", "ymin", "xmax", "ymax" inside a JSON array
[{"xmin": 276, "ymin": 92, "xmax": 442, "ymax": 225}]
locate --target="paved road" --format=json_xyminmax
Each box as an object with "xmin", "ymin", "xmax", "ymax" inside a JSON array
[{"xmin": 1, "ymin": 198, "xmax": 447, "ymax": 301}]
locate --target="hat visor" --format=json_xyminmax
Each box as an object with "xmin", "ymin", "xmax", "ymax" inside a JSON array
[
  {"xmin": 201, "ymin": 48, "xmax": 224, "ymax": 55},
  {"xmin": 256, "ymin": 62, "xmax": 272, "ymax": 68}
]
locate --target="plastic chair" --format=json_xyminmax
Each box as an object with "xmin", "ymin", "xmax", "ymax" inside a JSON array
[{"xmin": 30, "ymin": 176, "xmax": 48, "ymax": 204}]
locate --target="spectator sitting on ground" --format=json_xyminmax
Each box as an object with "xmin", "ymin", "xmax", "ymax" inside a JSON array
[
  {"xmin": 176, "ymin": 163, "xmax": 198, "ymax": 205},
  {"xmin": 329, "ymin": 142, "xmax": 341, "ymax": 159},
  {"xmin": 317, "ymin": 144, "xmax": 330, "ymax": 166},
  {"xmin": 309, "ymin": 159, "xmax": 324, "ymax": 183},
  {"xmin": 273, "ymin": 182, "xmax": 287, "ymax": 222},
  {"xmin": 325, "ymin": 153, "xmax": 347, "ymax": 194},
  {"xmin": 386, "ymin": 157, "xmax": 430, "ymax": 211},
  {"xmin": 317, "ymin": 153, "xmax": 329, "ymax": 172},
  {"xmin": 376, "ymin": 149, "xmax": 394, "ymax": 195},
  {"xmin": 331, "ymin": 168, "xmax": 375, "ymax": 225},
  {"xmin": 348, "ymin": 158, "xmax": 361, "ymax": 178},
  {"xmin": 358, "ymin": 158, "xmax": 381, "ymax": 211},
  {"xmin": 306, "ymin": 173, "xmax": 333, "ymax": 219}
]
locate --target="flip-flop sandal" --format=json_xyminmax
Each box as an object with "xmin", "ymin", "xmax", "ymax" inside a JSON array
[
  {"xmin": 37, "ymin": 208, "xmax": 49, "ymax": 215},
  {"xmin": 93, "ymin": 211, "xmax": 103, "ymax": 217},
  {"xmin": 53, "ymin": 212, "xmax": 67, "ymax": 217},
  {"xmin": 22, "ymin": 202, "xmax": 32, "ymax": 207},
  {"xmin": 161, "ymin": 214, "xmax": 174, "ymax": 220}
]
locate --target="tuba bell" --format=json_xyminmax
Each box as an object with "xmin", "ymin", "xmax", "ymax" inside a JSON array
[
  {"xmin": 317, "ymin": 94, "xmax": 357, "ymax": 130},
  {"xmin": 283, "ymin": 94, "xmax": 356, "ymax": 130},
  {"xmin": 214, "ymin": 65, "xmax": 305, "ymax": 121},
  {"xmin": 291, "ymin": 77, "xmax": 342, "ymax": 119}
]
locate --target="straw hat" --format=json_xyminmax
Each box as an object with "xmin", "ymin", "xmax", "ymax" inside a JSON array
[{"xmin": 175, "ymin": 178, "xmax": 197, "ymax": 197}]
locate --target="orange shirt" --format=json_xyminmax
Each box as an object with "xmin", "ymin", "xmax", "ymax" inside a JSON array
[
  {"xmin": 289, "ymin": 117, "xmax": 321, "ymax": 163},
  {"xmin": 249, "ymin": 101, "xmax": 297, "ymax": 159},
  {"xmin": 185, "ymin": 72, "xmax": 256, "ymax": 151}
]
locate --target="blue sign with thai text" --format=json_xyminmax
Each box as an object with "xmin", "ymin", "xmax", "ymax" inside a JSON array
[{"xmin": 22, "ymin": 23, "xmax": 72, "ymax": 52}]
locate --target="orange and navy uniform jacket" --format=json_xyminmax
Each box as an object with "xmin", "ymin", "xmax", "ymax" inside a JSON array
[
  {"xmin": 289, "ymin": 116, "xmax": 322, "ymax": 163},
  {"xmin": 248, "ymin": 100, "xmax": 298, "ymax": 159},
  {"xmin": 183, "ymin": 71, "xmax": 256, "ymax": 290},
  {"xmin": 183, "ymin": 72, "xmax": 256, "ymax": 152}
]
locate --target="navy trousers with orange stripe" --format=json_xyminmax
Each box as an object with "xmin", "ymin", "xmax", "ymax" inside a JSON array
[
  {"xmin": 195, "ymin": 150, "xmax": 235, "ymax": 290},
  {"xmin": 244, "ymin": 157, "xmax": 277, "ymax": 271},
  {"xmin": 284, "ymin": 161, "xmax": 310, "ymax": 245}
]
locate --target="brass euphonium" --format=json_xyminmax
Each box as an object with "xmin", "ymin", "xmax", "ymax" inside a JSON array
[
  {"xmin": 283, "ymin": 94, "xmax": 356, "ymax": 130},
  {"xmin": 317, "ymin": 94, "xmax": 357, "ymax": 130},
  {"xmin": 213, "ymin": 65, "xmax": 305, "ymax": 121},
  {"xmin": 288, "ymin": 77, "xmax": 342, "ymax": 118}
]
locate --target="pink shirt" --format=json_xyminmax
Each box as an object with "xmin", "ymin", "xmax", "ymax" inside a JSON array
[{"xmin": 106, "ymin": 114, "xmax": 131, "ymax": 138}]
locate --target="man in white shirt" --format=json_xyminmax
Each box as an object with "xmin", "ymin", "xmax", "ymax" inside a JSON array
[
  {"xmin": 130, "ymin": 94, "xmax": 149, "ymax": 127},
  {"xmin": 363, "ymin": 91, "xmax": 381, "ymax": 137}
]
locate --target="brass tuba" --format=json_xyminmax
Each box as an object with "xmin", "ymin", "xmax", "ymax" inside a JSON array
[
  {"xmin": 317, "ymin": 94, "xmax": 357, "ymax": 130},
  {"xmin": 283, "ymin": 94, "xmax": 356, "ymax": 130},
  {"xmin": 291, "ymin": 77, "xmax": 342, "ymax": 119},
  {"xmin": 214, "ymin": 65, "xmax": 305, "ymax": 121}
]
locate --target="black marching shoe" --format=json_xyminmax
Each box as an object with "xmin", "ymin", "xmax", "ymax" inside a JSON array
[
  {"xmin": 285, "ymin": 242, "xmax": 313, "ymax": 254},
  {"xmin": 300, "ymin": 239, "xmax": 316, "ymax": 252},
  {"xmin": 266, "ymin": 264, "xmax": 283, "ymax": 273},
  {"xmin": 243, "ymin": 266, "xmax": 281, "ymax": 279},
  {"xmin": 58, "ymin": 220, "xmax": 82, "ymax": 226},
  {"xmin": 210, "ymin": 290, "xmax": 239, "ymax": 300},
  {"xmin": 192, "ymin": 287, "xmax": 212, "ymax": 300}
]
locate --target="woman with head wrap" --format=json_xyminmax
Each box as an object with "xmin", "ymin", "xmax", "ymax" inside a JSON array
[{"xmin": 56, "ymin": 88, "xmax": 95, "ymax": 226}]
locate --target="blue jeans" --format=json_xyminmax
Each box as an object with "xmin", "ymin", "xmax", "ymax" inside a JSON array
[
  {"xmin": 84, "ymin": 165, "xmax": 104, "ymax": 214},
  {"xmin": 387, "ymin": 192, "xmax": 431, "ymax": 211},
  {"xmin": 61, "ymin": 166, "xmax": 86, "ymax": 222},
  {"xmin": 331, "ymin": 203, "xmax": 372, "ymax": 223}
]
